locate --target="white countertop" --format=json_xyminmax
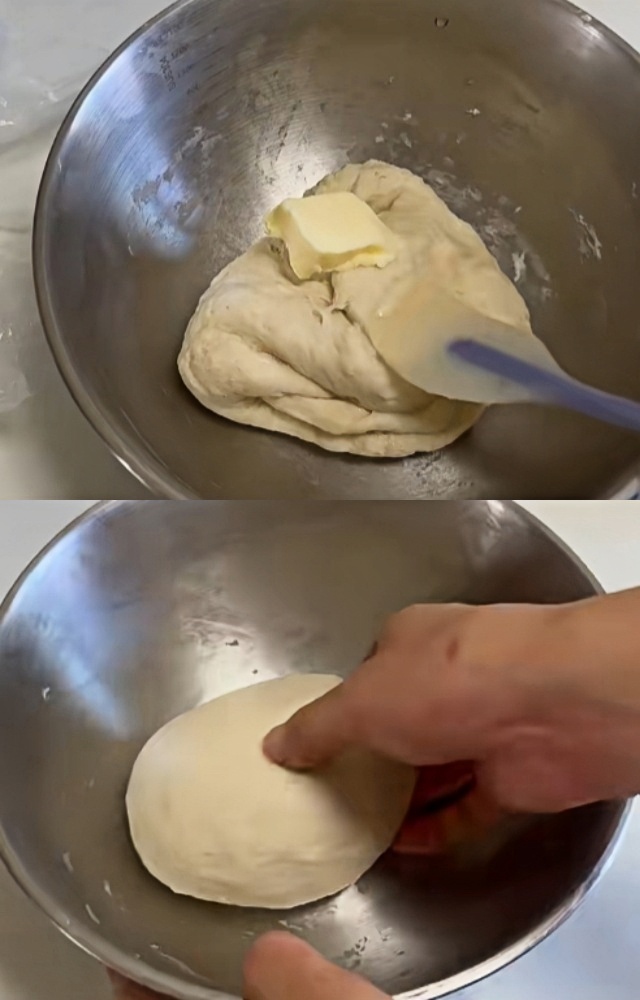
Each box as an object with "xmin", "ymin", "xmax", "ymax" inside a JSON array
[
  {"xmin": 0, "ymin": 500, "xmax": 639, "ymax": 1000},
  {"xmin": 0, "ymin": 0, "xmax": 638, "ymax": 498}
]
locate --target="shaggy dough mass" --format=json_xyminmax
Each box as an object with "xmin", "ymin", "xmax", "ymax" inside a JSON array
[
  {"xmin": 178, "ymin": 161, "xmax": 532, "ymax": 457},
  {"xmin": 126, "ymin": 674, "xmax": 416, "ymax": 908}
]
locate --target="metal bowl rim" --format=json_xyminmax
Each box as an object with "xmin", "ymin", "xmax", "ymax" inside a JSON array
[
  {"xmin": 31, "ymin": 0, "xmax": 640, "ymax": 500},
  {"xmin": 0, "ymin": 499, "xmax": 631, "ymax": 997}
]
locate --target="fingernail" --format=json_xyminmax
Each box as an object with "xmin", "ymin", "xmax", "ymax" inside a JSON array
[{"xmin": 263, "ymin": 725, "xmax": 287, "ymax": 764}]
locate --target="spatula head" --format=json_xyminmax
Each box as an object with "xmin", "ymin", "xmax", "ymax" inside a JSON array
[{"xmin": 367, "ymin": 286, "xmax": 564, "ymax": 404}]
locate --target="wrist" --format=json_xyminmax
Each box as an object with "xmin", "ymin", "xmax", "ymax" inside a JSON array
[
  {"xmin": 462, "ymin": 602, "xmax": 568, "ymax": 693},
  {"xmin": 530, "ymin": 591, "xmax": 640, "ymax": 710},
  {"xmin": 471, "ymin": 593, "xmax": 640, "ymax": 716},
  {"xmin": 446, "ymin": 603, "xmax": 569, "ymax": 752},
  {"xmin": 470, "ymin": 595, "xmax": 640, "ymax": 805},
  {"xmin": 453, "ymin": 601, "xmax": 610, "ymax": 745}
]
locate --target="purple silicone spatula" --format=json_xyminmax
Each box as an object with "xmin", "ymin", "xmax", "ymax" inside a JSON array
[{"xmin": 367, "ymin": 287, "xmax": 640, "ymax": 431}]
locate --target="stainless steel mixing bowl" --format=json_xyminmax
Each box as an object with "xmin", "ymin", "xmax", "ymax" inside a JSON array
[
  {"xmin": 33, "ymin": 0, "xmax": 640, "ymax": 498},
  {"xmin": 0, "ymin": 501, "xmax": 629, "ymax": 999}
]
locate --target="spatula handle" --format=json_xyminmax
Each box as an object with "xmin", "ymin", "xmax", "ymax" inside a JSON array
[{"xmin": 450, "ymin": 340, "xmax": 640, "ymax": 433}]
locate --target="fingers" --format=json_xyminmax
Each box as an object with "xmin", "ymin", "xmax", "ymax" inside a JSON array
[
  {"xmin": 263, "ymin": 602, "xmax": 484, "ymax": 772},
  {"xmin": 263, "ymin": 683, "xmax": 353, "ymax": 769},
  {"xmin": 243, "ymin": 932, "xmax": 389, "ymax": 1000},
  {"xmin": 108, "ymin": 935, "xmax": 389, "ymax": 1000}
]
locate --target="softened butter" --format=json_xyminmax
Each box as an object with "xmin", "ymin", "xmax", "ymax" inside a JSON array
[{"xmin": 265, "ymin": 191, "xmax": 397, "ymax": 280}]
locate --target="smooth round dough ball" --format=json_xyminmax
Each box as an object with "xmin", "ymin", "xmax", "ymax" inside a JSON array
[{"xmin": 126, "ymin": 674, "xmax": 416, "ymax": 908}]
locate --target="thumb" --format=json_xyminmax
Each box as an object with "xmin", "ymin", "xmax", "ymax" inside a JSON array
[
  {"xmin": 243, "ymin": 932, "xmax": 389, "ymax": 1000},
  {"xmin": 262, "ymin": 682, "xmax": 353, "ymax": 769}
]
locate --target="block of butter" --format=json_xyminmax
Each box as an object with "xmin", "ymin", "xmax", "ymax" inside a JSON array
[{"xmin": 265, "ymin": 191, "xmax": 398, "ymax": 280}]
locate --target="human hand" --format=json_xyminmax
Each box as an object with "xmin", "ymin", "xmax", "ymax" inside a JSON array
[
  {"xmin": 264, "ymin": 599, "xmax": 640, "ymax": 814},
  {"xmin": 244, "ymin": 931, "xmax": 389, "ymax": 1000},
  {"xmin": 109, "ymin": 932, "xmax": 389, "ymax": 1000}
]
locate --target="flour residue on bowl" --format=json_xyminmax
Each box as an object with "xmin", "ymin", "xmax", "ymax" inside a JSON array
[
  {"xmin": 424, "ymin": 166, "xmax": 553, "ymax": 310},
  {"xmin": 569, "ymin": 208, "xmax": 603, "ymax": 261},
  {"xmin": 512, "ymin": 251, "xmax": 527, "ymax": 284},
  {"xmin": 363, "ymin": 112, "xmax": 553, "ymax": 312}
]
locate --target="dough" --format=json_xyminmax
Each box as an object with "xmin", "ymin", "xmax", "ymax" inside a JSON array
[
  {"xmin": 178, "ymin": 161, "xmax": 531, "ymax": 457},
  {"xmin": 126, "ymin": 674, "xmax": 416, "ymax": 908}
]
